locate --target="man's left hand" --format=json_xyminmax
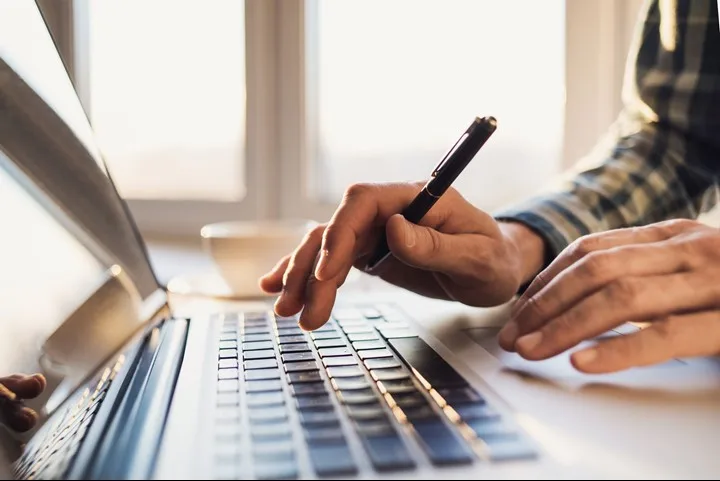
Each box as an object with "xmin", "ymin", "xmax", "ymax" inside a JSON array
[{"xmin": 498, "ymin": 219, "xmax": 720, "ymax": 373}]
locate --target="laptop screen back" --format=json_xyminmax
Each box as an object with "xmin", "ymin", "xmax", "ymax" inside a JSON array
[{"xmin": 0, "ymin": 0, "xmax": 166, "ymax": 403}]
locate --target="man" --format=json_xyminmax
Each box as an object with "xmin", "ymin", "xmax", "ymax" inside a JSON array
[{"xmin": 260, "ymin": 0, "xmax": 720, "ymax": 374}]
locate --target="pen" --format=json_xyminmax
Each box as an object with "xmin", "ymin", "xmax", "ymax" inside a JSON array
[{"xmin": 364, "ymin": 116, "xmax": 497, "ymax": 272}]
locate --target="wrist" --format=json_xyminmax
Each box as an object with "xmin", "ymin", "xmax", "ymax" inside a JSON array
[{"xmin": 498, "ymin": 221, "xmax": 547, "ymax": 286}]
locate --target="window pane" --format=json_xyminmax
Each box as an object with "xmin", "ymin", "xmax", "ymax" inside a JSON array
[
  {"xmin": 310, "ymin": 0, "xmax": 565, "ymax": 210},
  {"xmin": 85, "ymin": 0, "xmax": 245, "ymax": 200}
]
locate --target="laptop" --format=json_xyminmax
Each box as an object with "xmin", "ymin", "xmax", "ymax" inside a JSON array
[{"xmin": 2, "ymin": 1, "xmax": 720, "ymax": 479}]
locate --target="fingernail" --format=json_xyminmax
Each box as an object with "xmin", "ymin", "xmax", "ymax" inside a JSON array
[
  {"xmin": 315, "ymin": 249, "xmax": 330, "ymax": 278},
  {"xmin": 572, "ymin": 348, "xmax": 598, "ymax": 367},
  {"xmin": 0, "ymin": 384, "xmax": 16, "ymax": 402},
  {"xmin": 403, "ymin": 219, "xmax": 416, "ymax": 247},
  {"xmin": 516, "ymin": 331, "xmax": 543, "ymax": 353},
  {"xmin": 498, "ymin": 321, "xmax": 518, "ymax": 346}
]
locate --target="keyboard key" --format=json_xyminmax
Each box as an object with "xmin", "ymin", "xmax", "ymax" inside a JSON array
[
  {"xmin": 279, "ymin": 343, "xmax": 311, "ymax": 353},
  {"xmin": 322, "ymin": 356, "xmax": 357, "ymax": 367},
  {"xmin": 278, "ymin": 335, "xmax": 307, "ymax": 344},
  {"xmin": 438, "ymin": 387, "xmax": 484, "ymax": 405},
  {"xmin": 217, "ymin": 392, "xmax": 240, "ymax": 406},
  {"xmin": 308, "ymin": 444, "xmax": 358, "ymax": 476},
  {"xmin": 218, "ymin": 368, "xmax": 239, "ymax": 380},
  {"xmin": 215, "ymin": 406, "xmax": 241, "ymax": 422},
  {"xmin": 217, "ymin": 380, "xmax": 239, "ymax": 393},
  {"xmin": 247, "ymin": 392, "xmax": 285, "ymax": 407},
  {"xmin": 337, "ymin": 319, "xmax": 366, "ymax": 328},
  {"xmin": 245, "ymin": 368, "xmax": 281, "ymax": 381},
  {"xmin": 298, "ymin": 408, "xmax": 340, "ymax": 427},
  {"xmin": 251, "ymin": 422, "xmax": 292, "ymax": 440},
  {"xmin": 342, "ymin": 326, "xmax": 374, "ymax": 334},
  {"xmin": 326, "ymin": 366, "xmax": 365, "ymax": 378},
  {"xmin": 483, "ymin": 438, "xmax": 537, "ymax": 461},
  {"xmin": 371, "ymin": 368, "xmax": 410, "ymax": 381},
  {"xmin": 303, "ymin": 427, "xmax": 345, "ymax": 444},
  {"xmin": 242, "ymin": 333, "xmax": 272, "ymax": 343},
  {"xmin": 246, "ymin": 380, "xmax": 283, "ymax": 392},
  {"xmin": 244, "ymin": 349, "xmax": 276, "ymax": 360},
  {"xmin": 248, "ymin": 407, "xmax": 288, "ymax": 423},
  {"xmin": 354, "ymin": 419, "xmax": 395, "ymax": 436},
  {"xmin": 252, "ymin": 440, "xmax": 295, "ymax": 459},
  {"xmin": 219, "ymin": 340, "xmax": 238, "ymax": 350},
  {"xmin": 412, "ymin": 420, "xmax": 474, "ymax": 465},
  {"xmin": 388, "ymin": 337, "xmax": 467, "ymax": 389},
  {"xmin": 331, "ymin": 377, "xmax": 371, "ymax": 391},
  {"xmin": 311, "ymin": 331, "xmax": 340, "ymax": 340},
  {"xmin": 401, "ymin": 404, "xmax": 438, "ymax": 421},
  {"xmin": 312, "ymin": 323, "xmax": 337, "ymax": 332},
  {"xmin": 282, "ymin": 352, "xmax": 315, "ymax": 363},
  {"xmin": 218, "ymin": 359, "xmax": 238, "ymax": 369},
  {"xmin": 287, "ymin": 371, "xmax": 323, "ymax": 383},
  {"xmin": 296, "ymin": 395, "xmax": 333, "ymax": 410},
  {"xmin": 219, "ymin": 349, "xmax": 238, "ymax": 359},
  {"xmin": 337, "ymin": 389, "xmax": 378, "ymax": 405},
  {"xmin": 466, "ymin": 419, "xmax": 516, "ymax": 440},
  {"xmin": 377, "ymin": 378, "xmax": 418, "ymax": 394},
  {"xmin": 364, "ymin": 358, "xmax": 401, "ymax": 370},
  {"xmin": 290, "ymin": 383, "xmax": 328, "ymax": 396},
  {"xmin": 314, "ymin": 338, "xmax": 346, "ymax": 349},
  {"xmin": 244, "ymin": 341, "xmax": 275, "ymax": 351},
  {"xmin": 276, "ymin": 327, "xmax": 303, "ymax": 336},
  {"xmin": 358, "ymin": 349, "xmax": 392, "ymax": 360},
  {"xmin": 284, "ymin": 361, "xmax": 319, "ymax": 372},
  {"xmin": 333, "ymin": 308, "xmax": 364, "ymax": 320},
  {"xmin": 346, "ymin": 404, "xmax": 386, "ymax": 420},
  {"xmin": 347, "ymin": 332, "xmax": 378, "ymax": 342},
  {"xmin": 454, "ymin": 403, "xmax": 499, "ymax": 421},
  {"xmin": 219, "ymin": 332, "xmax": 237, "ymax": 341},
  {"xmin": 391, "ymin": 392, "xmax": 427, "ymax": 408},
  {"xmin": 362, "ymin": 308, "xmax": 383, "ymax": 319},
  {"xmin": 245, "ymin": 359, "xmax": 278, "ymax": 370},
  {"xmin": 244, "ymin": 326, "xmax": 270, "ymax": 335},
  {"xmin": 378, "ymin": 328, "xmax": 416, "ymax": 339},
  {"xmin": 362, "ymin": 434, "xmax": 415, "ymax": 471},
  {"xmin": 215, "ymin": 423, "xmax": 242, "ymax": 442},
  {"xmin": 352, "ymin": 340, "xmax": 385, "ymax": 350},
  {"xmin": 318, "ymin": 347, "xmax": 352, "ymax": 357}
]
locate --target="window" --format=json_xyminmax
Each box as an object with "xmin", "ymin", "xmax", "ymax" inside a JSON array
[
  {"xmin": 309, "ymin": 0, "xmax": 565, "ymax": 210},
  {"xmin": 82, "ymin": 0, "xmax": 246, "ymax": 201},
  {"xmin": 61, "ymin": 0, "xmax": 641, "ymax": 235}
]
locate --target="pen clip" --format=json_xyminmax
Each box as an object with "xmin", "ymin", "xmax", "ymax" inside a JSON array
[{"xmin": 432, "ymin": 132, "xmax": 469, "ymax": 177}]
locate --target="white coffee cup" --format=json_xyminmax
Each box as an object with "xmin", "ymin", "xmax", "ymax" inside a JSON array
[{"xmin": 201, "ymin": 219, "xmax": 317, "ymax": 298}]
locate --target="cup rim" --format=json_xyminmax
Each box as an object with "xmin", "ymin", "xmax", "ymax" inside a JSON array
[{"xmin": 201, "ymin": 219, "xmax": 317, "ymax": 240}]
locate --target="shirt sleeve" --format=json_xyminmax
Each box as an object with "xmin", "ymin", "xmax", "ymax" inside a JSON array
[{"xmin": 494, "ymin": 0, "xmax": 720, "ymax": 264}]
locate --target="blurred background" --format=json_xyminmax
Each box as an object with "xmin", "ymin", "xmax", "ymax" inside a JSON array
[{"xmin": 35, "ymin": 0, "xmax": 645, "ymax": 277}]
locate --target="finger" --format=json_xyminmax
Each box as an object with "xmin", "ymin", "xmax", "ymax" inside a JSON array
[
  {"xmin": 314, "ymin": 183, "xmax": 423, "ymax": 281},
  {"xmin": 0, "ymin": 374, "xmax": 46, "ymax": 399},
  {"xmin": 385, "ymin": 214, "xmax": 496, "ymax": 280},
  {"xmin": 514, "ymin": 271, "xmax": 720, "ymax": 360},
  {"xmin": 301, "ymin": 256, "xmax": 357, "ymax": 331},
  {"xmin": 515, "ymin": 221, "xmax": 691, "ymax": 311},
  {"xmin": 259, "ymin": 255, "xmax": 291, "ymax": 294},
  {"xmin": 274, "ymin": 226, "xmax": 325, "ymax": 317},
  {"xmin": 0, "ymin": 403, "xmax": 38, "ymax": 432},
  {"xmin": 570, "ymin": 312, "xmax": 720, "ymax": 373},
  {"xmin": 504, "ymin": 241, "xmax": 691, "ymax": 349}
]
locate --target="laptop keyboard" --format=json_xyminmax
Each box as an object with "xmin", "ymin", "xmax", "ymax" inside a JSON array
[
  {"xmin": 213, "ymin": 304, "xmax": 537, "ymax": 479},
  {"xmin": 14, "ymin": 355, "xmax": 125, "ymax": 480}
]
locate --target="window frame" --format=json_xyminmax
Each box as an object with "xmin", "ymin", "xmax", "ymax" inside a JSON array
[{"xmin": 59, "ymin": 0, "xmax": 643, "ymax": 236}]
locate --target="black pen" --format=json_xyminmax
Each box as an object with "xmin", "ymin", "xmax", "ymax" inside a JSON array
[{"xmin": 364, "ymin": 116, "xmax": 497, "ymax": 272}]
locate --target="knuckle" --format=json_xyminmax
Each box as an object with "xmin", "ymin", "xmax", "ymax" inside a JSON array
[
  {"xmin": 577, "ymin": 251, "xmax": 611, "ymax": 279},
  {"xmin": 570, "ymin": 234, "xmax": 602, "ymax": 259},
  {"xmin": 305, "ymin": 224, "xmax": 326, "ymax": 244},
  {"xmin": 658, "ymin": 218, "xmax": 697, "ymax": 235},
  {"xmin": 344, "ymin": 182, "xmax": 374, "ymax": 199}
]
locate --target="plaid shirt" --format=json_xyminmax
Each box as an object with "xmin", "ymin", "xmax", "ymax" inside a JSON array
[{"xmin": 495, "ymin": 0, "xmax": 720, "ymax": 265}]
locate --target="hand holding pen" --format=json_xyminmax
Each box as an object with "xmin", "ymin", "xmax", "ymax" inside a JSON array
[{"xmin": 259, "ymin": 116, "xmax": 545, "ymax": 331}]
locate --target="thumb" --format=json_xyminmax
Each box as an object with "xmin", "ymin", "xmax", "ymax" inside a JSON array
[{"xmin": 385, "ymin": 214, "xmax": 490, "ymax": 277}]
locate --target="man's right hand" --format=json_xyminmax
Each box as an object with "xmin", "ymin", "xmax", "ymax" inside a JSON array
[{"xmin": 259, "ymin": 182, "xmax": 547, "ymax": 330}]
